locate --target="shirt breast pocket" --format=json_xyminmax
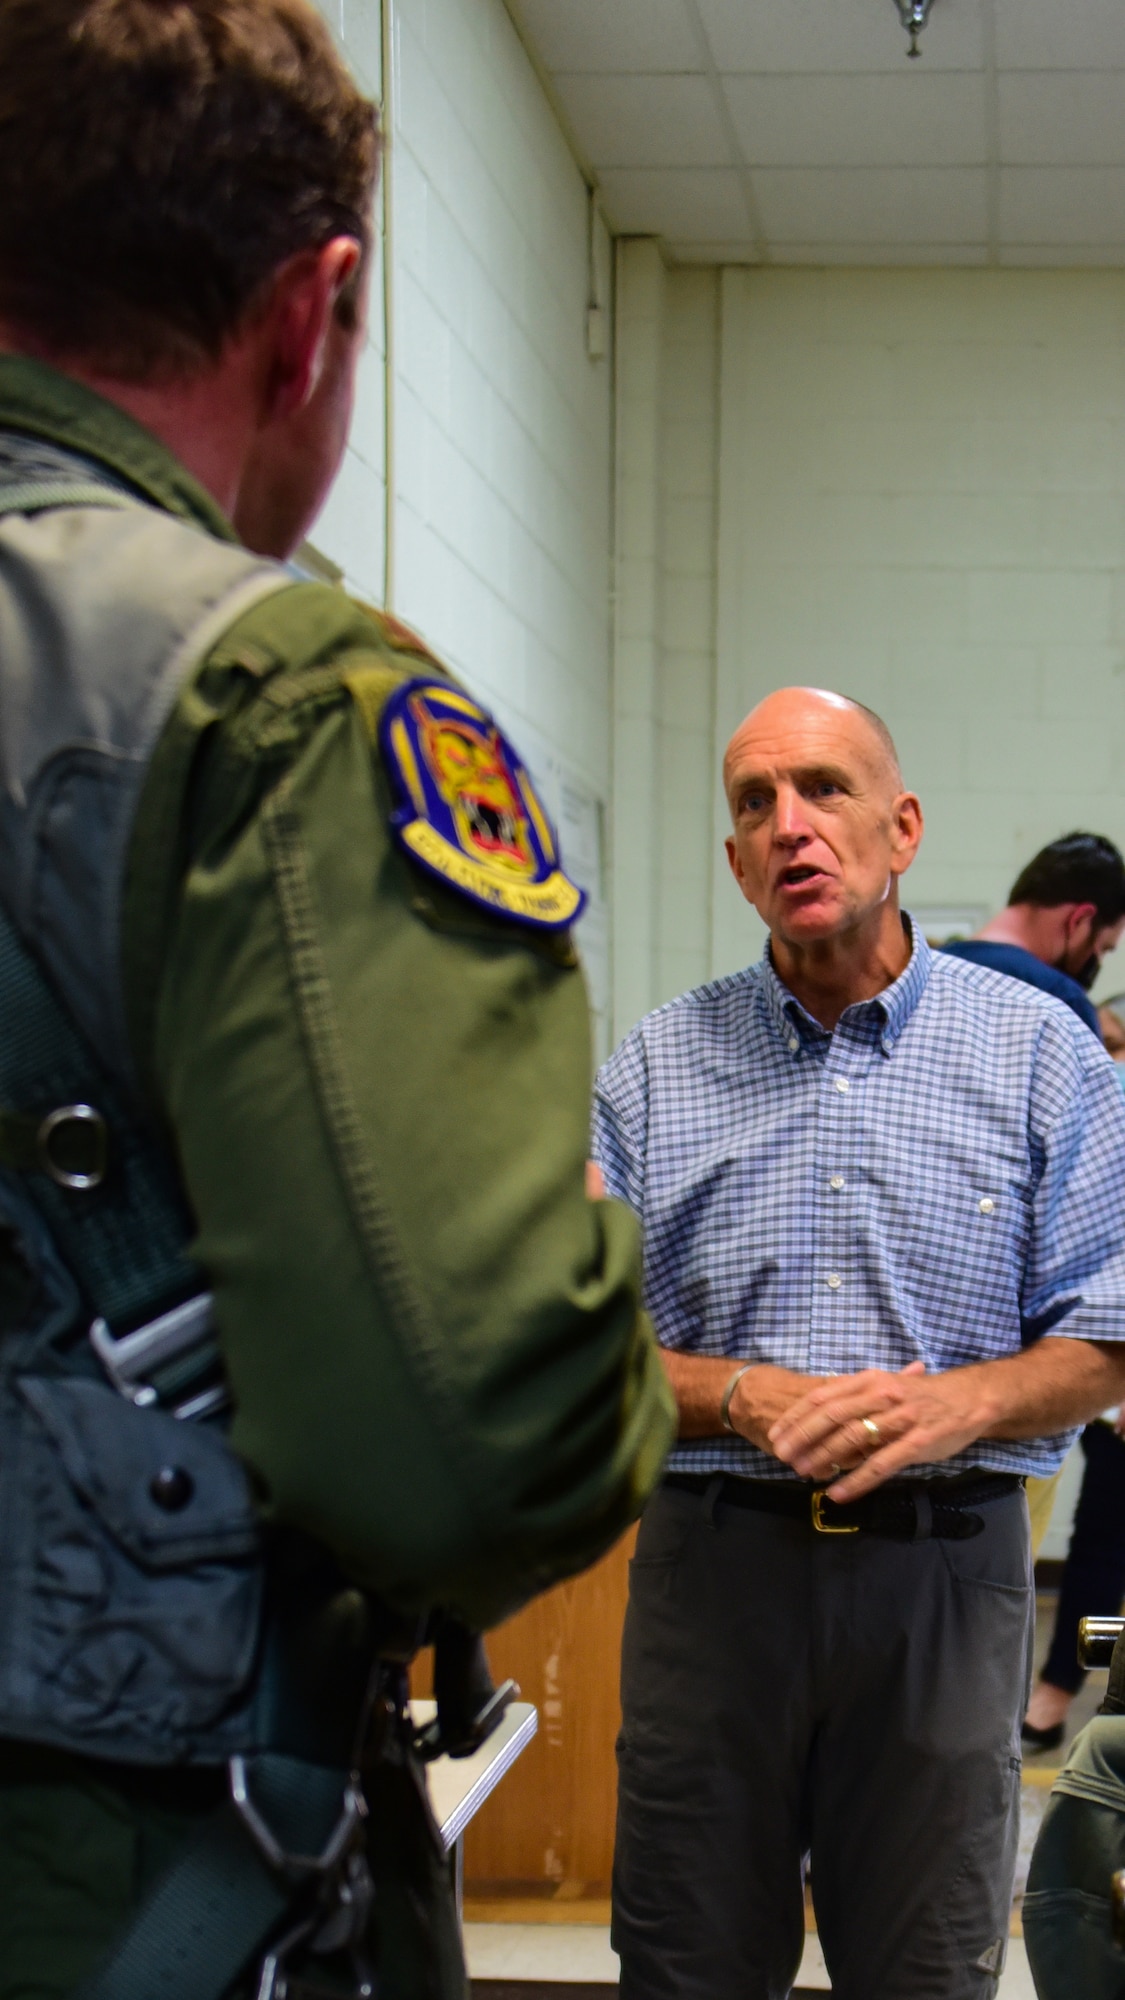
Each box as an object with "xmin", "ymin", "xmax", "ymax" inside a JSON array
[{"xmin": 883, "ymin": 1173, "xmax": 1032, "ymax": 1347}]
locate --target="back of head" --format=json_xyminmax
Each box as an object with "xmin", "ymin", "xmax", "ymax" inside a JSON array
[
  {"xmin": 1008, "ymin": 832, "xmax": 1125, "ymax": 926},
  {"xmin": 0, "ymin": 0, "xmax": 379, "ymax": 382}
]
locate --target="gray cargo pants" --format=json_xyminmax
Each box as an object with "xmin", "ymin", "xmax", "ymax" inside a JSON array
[{"xmin": 613, "ymin": 1478, "xmax": 1033, "ymax": 2000}]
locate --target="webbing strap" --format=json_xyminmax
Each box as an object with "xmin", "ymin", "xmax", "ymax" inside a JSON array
[
  {"xmin": 75, "ymin": 1805, "xmax": 288, "ymax": 2000},
  {"xmin": 0, "ymin": 479, "xmax": 132, "ymax": 515},
  {"xmin": 74, "ymin": 1756, "xmax": 352, "ymax": 2000},
  {"xmin": 0, "ymin": 900, "xmax": 200, "ymax": 1331},
  {"xmin": 0, "ymin": 1110, "xmax": 48, "ymax": 1174}
]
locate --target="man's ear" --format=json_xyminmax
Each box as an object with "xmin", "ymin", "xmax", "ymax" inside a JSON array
[
  {"xmin": 725, "ymin": 833, "xmax": 741, "ymax": 884},
  {"xmin": 262, "ymin": 236, "xmax": 362, "ymax": 421},
  {"xmin": 888, "ymin": 791, "xmax": 924, "ymax": 877},
  {"xmin": 1065, "ymin": 900, "xmax": 1098, "ymax": 943}
]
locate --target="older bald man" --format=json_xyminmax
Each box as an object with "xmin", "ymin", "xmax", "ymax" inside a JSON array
[{"xmin": 593, "ymin": 689, "xmax": 1125, "ymax": 2000}]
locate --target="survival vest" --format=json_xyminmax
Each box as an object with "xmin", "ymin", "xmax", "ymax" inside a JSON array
[{"xmin": 0, "ymin": 431, "xmax": 299, "ymax": 1764}]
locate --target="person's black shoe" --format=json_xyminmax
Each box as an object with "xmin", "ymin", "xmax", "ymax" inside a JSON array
[{"xmin": 1022, "ymin": 1718, "xmax": 1065, "ymax": 1751}]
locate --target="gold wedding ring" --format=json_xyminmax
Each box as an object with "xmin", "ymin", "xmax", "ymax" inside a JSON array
[{"xmin": 861, "ymin": 1416, "xmax": 881, "ymax": 1445}]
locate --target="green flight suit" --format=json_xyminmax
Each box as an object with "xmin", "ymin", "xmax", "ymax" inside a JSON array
[{"xmin": 0, "ymin": 357, "xmax": 675, "ymax": 1999}]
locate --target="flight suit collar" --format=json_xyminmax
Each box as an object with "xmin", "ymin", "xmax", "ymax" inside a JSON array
[{"xmin": 0, "ymin": 353, "xmax": 239, "ymax": 544}]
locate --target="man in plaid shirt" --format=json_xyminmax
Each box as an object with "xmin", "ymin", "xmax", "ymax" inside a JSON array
[{"xmin": 594, "ymin": 686, "xmax": 1125, "ymax": 2000}]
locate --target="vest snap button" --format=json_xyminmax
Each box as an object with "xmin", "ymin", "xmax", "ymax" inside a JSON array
[{"xmin": 150, "ymin": 1465, "xmax": 194, "ymax": 1512}]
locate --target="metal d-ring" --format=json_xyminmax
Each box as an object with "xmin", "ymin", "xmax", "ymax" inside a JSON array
[
  {"xmin": 229, "ymin": 1757, "xmax": 367, "ymax": 1882},
  {"xmin": 36, "ymin": 1104, "xmax": 108, "ymax": 1190}
]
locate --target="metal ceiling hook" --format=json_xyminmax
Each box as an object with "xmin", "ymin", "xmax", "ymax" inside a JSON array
[{"xmin": 894, "ymin": 0, "xmax": 936, "ymax": 59}]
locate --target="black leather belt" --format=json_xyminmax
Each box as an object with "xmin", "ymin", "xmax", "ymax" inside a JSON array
[{"xmin": 664, "ymin": 1469, "xmax": 1023, "ymax": 1542}]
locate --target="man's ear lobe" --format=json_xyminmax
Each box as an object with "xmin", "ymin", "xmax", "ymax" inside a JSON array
[
  {"xmin": 299, "ymin": 239, "xmax": 362, "ymax": 405},
  {"xmin": 266, "ymin": 237, "xmax": 361, "ymax": 419},
  {"xmin": 889, "ymin": 792, "xmax": 923, "ymax": 870},
  {"xmin": 1068, "ymin": 901, "xmax": 1097, "ymax": 939},
  {"xmin": 724, "ymin": 834, "xmax": 740, "ymax": 882}
]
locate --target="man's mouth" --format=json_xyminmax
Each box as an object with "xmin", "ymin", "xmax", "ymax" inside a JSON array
[{"xmin": 777, "ymin": 864, "xmax": 825, "ymax": 890}]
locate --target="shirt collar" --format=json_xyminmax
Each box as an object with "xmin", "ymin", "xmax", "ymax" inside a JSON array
[
  {"xmin": 0, "ymin": 354, "xmax": 240, "ymax": 543},
  {"xmin": 760, "ymin": 911, "xmax": 933, "ymax": 1057}
]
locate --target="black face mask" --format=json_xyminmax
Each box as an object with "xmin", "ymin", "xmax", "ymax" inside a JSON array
[
  {"xmin": 1075, "ymin": 954, "xmax": 1101, "ymax": 991},
  {"xmin": 1057, "ymin": 951, "xmax": 1101, "ymax": 991}
]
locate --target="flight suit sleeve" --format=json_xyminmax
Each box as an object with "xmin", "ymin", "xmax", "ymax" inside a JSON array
[{"xmin": 141, "ymin": 672, "xmax": 674, "ymax": 1629}]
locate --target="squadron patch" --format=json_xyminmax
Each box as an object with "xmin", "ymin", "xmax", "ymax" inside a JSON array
[{"xmin": 379, "ymin": 678, "xmax": 587, "ymax": 931}]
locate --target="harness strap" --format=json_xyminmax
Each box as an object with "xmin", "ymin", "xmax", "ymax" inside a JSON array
[
  {"xmin": 0, "ymin": 478, "xmax": 132, "ymax": 514},
  {"xmin": 73, "ymin": 1753, "xmax": 352, "ymax": 2000},
  {"xmin": 0, "ymin": 899, "xmax": 201, "ymax": 1334}
]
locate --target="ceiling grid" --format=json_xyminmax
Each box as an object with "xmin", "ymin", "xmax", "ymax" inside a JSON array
[
  {"xmin": 508, "ymin": 0, "xmax": 1125, "ymax": 266},
  {"xmin": 982, "ymin": 0, "xmax": 1000, "ymax": 265},
  {"xmin": 681, "ymin": 0, "xmax": 768, "ymax": 263}
]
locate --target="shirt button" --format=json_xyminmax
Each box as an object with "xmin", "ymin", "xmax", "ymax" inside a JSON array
[
  {"xmin": 830, "ymin": 1175, "xmax": 846, "ymax": 1191},
  {"xmin": 979, "ymin": 1197, "xmax": 995, "ymax": 1215},
  {"xmin": 827, "ymin": 1272, "xmax": 842, "ymax": 1289},
  {"xmin": 834, "ymin": 1077, "xmax": 850, "ymax": 1094},
  {"xmin": 788, "ymin": 1035, "xmax": 799, "ymax": 1053}
]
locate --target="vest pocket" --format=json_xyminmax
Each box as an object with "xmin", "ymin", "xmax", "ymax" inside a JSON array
[{"xmin": 9, "ymin": 1375, "xmax": 263, "ymax": 1754}]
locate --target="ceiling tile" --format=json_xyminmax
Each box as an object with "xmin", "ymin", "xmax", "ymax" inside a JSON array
[
  {"xmin": 695, "ymin": 0, "xmax": 983, "ymax": 74},
  {"xmin": 510, "ymin": 0, "xmax": 699, "ymax": 75},
  {"xmin": 998, "ymin": 245, "xmax": 1125, "ymax": 267},
  {"xmin": 752, "ymin": 168, "xmax": 988, "ymax": 244},
  {"xmin": 550, "ymin": 75, "xmax": 729, "ymax": 168},
  {"xmin": 1001, "ymin": 168, "xmax": 1125, "ymax": 243},
  {"xmin": 768, "ymin": 242, "xmax": 989, "ymax": 265},
  {"xmin": 995, "ymin": 0, "xmax": 1125, "ymax": 71},
  {"xmin": 999, "ymin": 73, "xmax": 1125, "ymax": 166},
  {"xmin": 664, "ymin": 242, "xmax": 763, "ymax": 265},
  {"xmin": 598, "ymin": 168, "xmax": 753, "ymax": 242},
  {"xmin": 723, "ymin": 72, "xmax": 986, "ymax": 167},
  {"xmin": 514, "ymin": 0, "xmax": 1125, "ymax": 267}
]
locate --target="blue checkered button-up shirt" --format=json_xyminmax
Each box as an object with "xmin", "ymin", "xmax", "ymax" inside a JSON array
[{"xmin": 593, "ymin": 917, "xmax": 1125, "ymax": 1479}]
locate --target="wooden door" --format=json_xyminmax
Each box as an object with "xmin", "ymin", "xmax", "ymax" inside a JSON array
[{"xmin": 414, "ymin": 1528, "xmax": 634, "ymax": 1892}]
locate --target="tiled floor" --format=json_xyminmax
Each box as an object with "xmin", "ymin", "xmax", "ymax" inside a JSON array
[{"xmin": 464, "ymin": 1925, "xmax": 1039, "ymax": 1995}]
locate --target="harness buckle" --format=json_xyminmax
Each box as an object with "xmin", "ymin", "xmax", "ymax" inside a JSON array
[
  {"xmin": 89, "ymin": 1292, "xmax": 228, "ymax": 1421},
  {"xmin": 811, "ymin": 1489, "xmax": 859, "ymax": 1534}
]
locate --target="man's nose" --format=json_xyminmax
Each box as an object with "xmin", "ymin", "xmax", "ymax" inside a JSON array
[{"xmin": 773, "ymin": 787, "xmax": 811, "ymax": 843}]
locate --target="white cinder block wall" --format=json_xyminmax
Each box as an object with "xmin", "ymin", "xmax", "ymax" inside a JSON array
[
  {"xmin": 711, "ymin": 268, "xmax": 1125, "ymax": 997},
  {"xmin": 311, "ymin": 0, "xmax": 387, "ymax": 605},
  {"xmin": 393, "ymin": 0, "xmax": 615, "ymax": 1044},
  {"xmin": 313, "ymin": 0, "xmax": 616, "ymax": 1051},
  {"xmin": 656, "ymin": 269, "xmax": 720, "ymax": 1011},
  {"xmin": 614, "ymin": 261, "xmax": 1125, "ymax": 1019},
  {"xmin": 612, "ymin": 253, "xmax": 721, "ymax": 1041},
  {"xmin": 306, "ymin": 13, "xmax": 1125, "ymax": 1059}
]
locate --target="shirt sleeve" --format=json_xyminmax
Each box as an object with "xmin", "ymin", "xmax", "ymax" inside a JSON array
[
  {"xmin": 592, "ymin": 1030, "xmax": 649, "ymax": 1213},
  {"xmin": 133, "ymin": 669, "xmax": 674, "ymax": 1629},
  {"xmin": 1022, "ymin": 1019, "xmax": 1125, "ymax": 1348}
]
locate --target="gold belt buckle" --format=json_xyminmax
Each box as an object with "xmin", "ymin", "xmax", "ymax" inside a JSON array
[{"xmin": 811, "ymin": 1488, "xmax": 859, "ymax": 1534}]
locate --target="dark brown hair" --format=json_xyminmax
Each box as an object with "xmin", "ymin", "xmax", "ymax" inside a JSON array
[
  {"xmin": 1009, "ymin": 832, "xmax": 1125, "ymax": 925},
  {"xmin": 0, "ymin": 0, "xmax": 380, "ymax": 379}
]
